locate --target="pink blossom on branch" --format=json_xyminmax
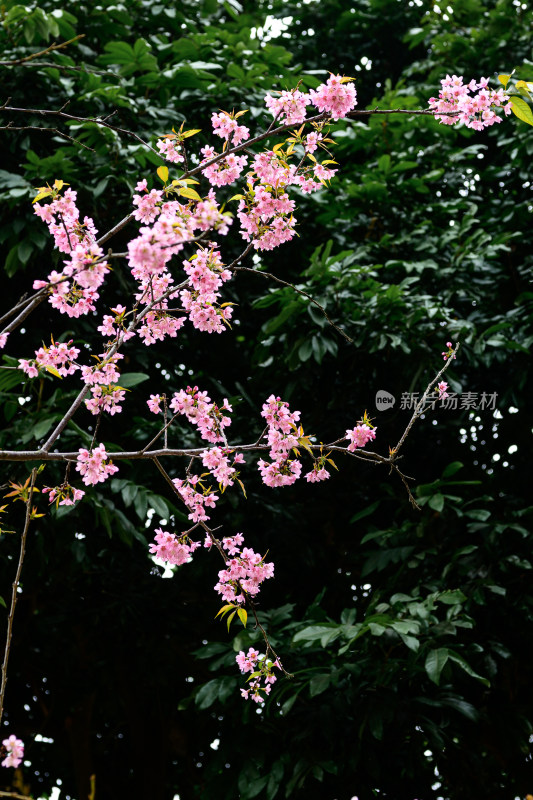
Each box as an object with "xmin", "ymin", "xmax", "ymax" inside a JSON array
[
  {"xmin": 309, "ymin": 73, "xmax": 358, "ymax": 120},
  {"xmin": 345, "ymin": 423, "xmax": 377, "ymax": 451},
  {"xmin": 42, "ymin": 484, "xmax": 85, "ymax": 506},
  {"xmin": 76, "ymin": 444, "xmax": 119, "ymax": 486},
  {"xmin": 428, "ymin": 74, "xmax": 511, "ymax": 130},
  {"xmin": 1, "ymin": 735, "xmax": 24, "ymax": 768}
]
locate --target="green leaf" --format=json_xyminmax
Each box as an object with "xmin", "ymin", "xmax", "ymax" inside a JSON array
[
  {"xmin": 448, "ymin": 651, "xmax": 490, "ymax": 687},
  {"xmin": 437, "ymin": 589, "xmax": 466, "ymax": 605},
  {"xmin": 510, "ymin": 97, "xmax": 533, "ymax": 126},
  {"xmin": 157, "ymin": 165, "xmax": 169, "ymax": 183},
  {"xmin": 309, "ymin": 673, "xmax": 330, "ymax": 697},
  {"xmin": 178, "ymin": 187, "xmax": 202, "ymax": 201},
  {"xmin": 428, "ymin": 493, "xmax": 445, "ymax": 512},
  {"xmin": 195, "ymin": 679, "xmax": 219, "ymax": 710},
  {"xmin": 465, "ymin": 508, "xmax": 491, "ymax": 521},
  {"xmin": 351, "ymin": 500, "xmax": 380, "ymax": 525},
  {"xmin": 118, "ymin": 372, "xmax": 149, "ymax": 388},
  {"xmin": 425, "ymin": 648, "xmax": 449, "ymax": 685},
  {"xmin": 442, "ymin": 461, "xmax": 463, "ymax": 478}
]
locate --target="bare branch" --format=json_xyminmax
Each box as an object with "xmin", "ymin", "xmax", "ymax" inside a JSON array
[
  {"xmin": 235, "ymin": 265, "xmax": 353, "ymax": 343},
  {"xmin": 0, "ymin": 468, "xmax": 38, "ymax": 726},
  {"xmin": 0, "ymin": 34, "xmax": 85, "ymax": 66}
]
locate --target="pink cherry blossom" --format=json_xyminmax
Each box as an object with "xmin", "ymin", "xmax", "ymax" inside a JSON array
[{"xmin": 1, "ymin": 735, "xmax": 24, "ymax": 768}]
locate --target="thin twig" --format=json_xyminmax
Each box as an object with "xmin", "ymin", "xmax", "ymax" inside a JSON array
[
  {"xmin": 394, "ymin": 342, "xmax": 460, "ymax": 456},
  {"xmin": 0, "ymin": 34, "xmax": 85, "ymax": 65},
  {"xmin": 235, "ymin": 265, "xmax": 353, "ymax": 343},
  {"xmin": 0, "ymin": 123, "xmax": 95, "ymax": 151},
  {"xmin": 0, "ymin": 468, "xmax": 37, "ymax": 726},
  {"xmin": 1, "ymin": 105, "xmax": 158, "ymax": 156}
]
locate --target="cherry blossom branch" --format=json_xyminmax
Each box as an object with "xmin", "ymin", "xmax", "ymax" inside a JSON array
[
  {"xmin": 393, "ymin": 342, "xmax": 460, "ymax": 456},
  {"xmin": 152, "ymin": 458, "xmax": 292, "ymax": 677},
  {"xmin": 0, "ymin": 468, "xmax": 37, "ymax": 726}
]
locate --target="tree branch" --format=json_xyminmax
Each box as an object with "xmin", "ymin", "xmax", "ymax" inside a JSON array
[{"xmin": 0, "ymin": 468, "xmax": 37, "ymax": 726}]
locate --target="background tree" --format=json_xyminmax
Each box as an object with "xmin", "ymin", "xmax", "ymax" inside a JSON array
[{"xmin": 1, "ymin": 1, "xmax": 532, "ymax": 799}]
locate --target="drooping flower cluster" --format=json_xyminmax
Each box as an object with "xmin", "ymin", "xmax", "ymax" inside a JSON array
[
  {"xmin": 200, "ymin": 145, "xmax": 248, "ymax": 188},
  {"xmin": 169, "ymin": 386, "xmax": 232, "ymax": 444},
  {"xmin": 97, "ymin": 305, "xmax": 135, "ymax": 343},
  {"xmin": 236, "ymin": 648, "xmax": 279, "ymax": 704},
  {"xmin": 201, "ymin": 448, "xmax": 246, "ymax": 489},
  {"xmin": 172, "ymin": 475, "xmax": 219, "ymax": 523},
  {"xmin": 80, "ymin": 352, "xmax": 123, "ymax": 386},
  {"xmin": 428, "ymin": 75, "xmax": 511, "ymax": 130},
  {"xmin": 214, "ymin": 535, "xmax": 274, "ymax": 604},
  {"xmin": 42, "ymin": 483, "xmax": 85, "ymax": 506},
  {"xmin": 149, "ymin": 527, "xmax": 200, "ymax": 565},
  {"xmin": 76, "ymin": 444, "xmax": 119, "ymax": 486},
  {"xmin": 156, "ymin": 135, "xmax": 184, "ymax": 164},
  {"xmin": 33, "ymin": 186, "xmax": 108, "ymax": 317},
  {"xmin": 180, "ymin": 247, "xmax": 234, "ymax": 333},
  {"xmin": 85, "ymin": 385, "xmax": 126, "ymax": 416},
  {"xmin": 264, "ymin": 88, "xmax": 311, "ymax": 124},
  {"xmin": 258, "ymin": 395, "xmax": 303, "ymax": 487},
  {"xmin": 305, "ymin": 458, "xmax": 331, "ymax": 483},
  {"xmin": 1, "ymin": 735, "xmax": 24, "ymax": 769}
]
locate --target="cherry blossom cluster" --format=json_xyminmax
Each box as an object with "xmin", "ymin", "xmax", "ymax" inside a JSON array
[
  {"xmin": 19, "ymin": 338, "xmax": 80, "ymax": 379},
  {"xmin": 201, "ymin": 448, "xmax": 246, "ymax": 489},
  {"xmin": 76, "ymin": 444, "xmax": 119, "ymax": 486},
  {"xmin": 168, "ymin": 386, "xmax": 232, "ymax": 444},
  {"xmin": 428, "ymin": 75, "xmax": 511, "ymax": 130},
  {"xmin": 211, "ymin": 110, "xmax": 250, "ymax": 146},
  {"xmin": 80, "ymin": 352, "xmax": 123, "ymax": 386},
  {"xmin": 201, "ymin": 145, "xmax": 248, "ymax": 187},
  {"xmin": 236, "ymin": 648, "xmax": 279, "ymax": 704},
  {"xmin": 156, "ymin": 135, "xmax": 184, "ymax": 164},
  {"xmin": 172, "ymin": 475, "xmax": 219, "ymax": 523},
  {"xmin": 180, "ymin": 246, "xmax": 234, "ymax": 333},
  {"xmin": 149, "ymin": 527, "xmax": 200, "ymax": 565},
  {"xmin": 309, "ymin": 73, "xmax": 358, "ymax": 120},
  {"xmin": 97, "ymin": 305, "xmax": 135, "ymax": 343},
  {"xmin": 85, "ymin": 384, "xmax": 126, "ymax": 416},
  {"xmin": 33, "ymin": 188, "xmax": 109, "ymax": 317},
  {"xmin": 258, "ymin": 395, "xmax": 303, "ymax": 487},
  {"xmin": 437, "ymin": 381, "xmax": 449, "ymax": 400},
  {"xmin": 304, "ymin": 454, "xmax": 332, "ymax": 483},
  {"xmin": 442, "ymin": 341, "xmax": 456, "ymax": 361},
  {"xmin": 42, "ymin": 483, "xmax": 85, "ymax": 506},
  {"xmin": 345, "ymin": 423, "xmax": 377, "ymax": 452},
  {"xmin": 264, "ymin": 75, "xmax": 357, "ymax": 124},
  {"xmin": 1, "ymin": 735, "xmax": 24, "ymax": 769},
  {"xmin": 214, "ymin": 535, "xmax": 274, "ymax": 604}
]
